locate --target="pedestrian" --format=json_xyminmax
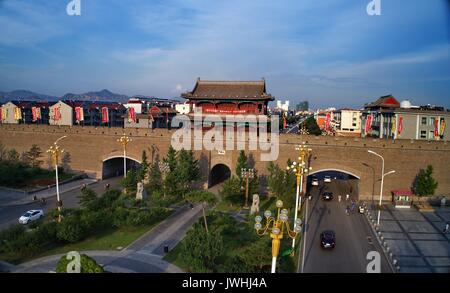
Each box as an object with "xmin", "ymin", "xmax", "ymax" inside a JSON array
[
  {"xmin": 345, "ymin": 206, "xmax": 350, "ymax": 215},
  {"xmin": 346, "ymin": 194, "xmax": 349, "ymax": 201},
  {"xmin": 338, "ymin": 195, "xmax": 342, "ymax": 202},
  {"xmin": 444, "ymin": 222, "xmax": 450, "ymax": 234},
  {"xmin": 351, "ymin": 201, "xmax": 356, "ymax": 211}
]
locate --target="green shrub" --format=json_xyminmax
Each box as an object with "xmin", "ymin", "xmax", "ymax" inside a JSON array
[
  {"xmin": 0, "ymin": 224, "xmax": 26, "ymax": 253},
  {"xmin": 185, "ymin": 190, "xmax": 217, "ymax": 204},
  {"xmin": 56, "ymin": 253, "xmax": 104, "ymax": 273},
  {"xmin": 56, "ymin": 216, "xmax": 87, "ymax": 243}
]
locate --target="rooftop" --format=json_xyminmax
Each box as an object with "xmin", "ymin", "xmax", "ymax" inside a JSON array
[{"xmin": 181, "ymin": 78, "xmax": 274, "ymax": 101}]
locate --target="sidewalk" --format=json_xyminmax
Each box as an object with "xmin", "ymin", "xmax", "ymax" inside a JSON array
[{"xmin": 0, "ymin": 178, "xmax": 98, "ymax": 207}]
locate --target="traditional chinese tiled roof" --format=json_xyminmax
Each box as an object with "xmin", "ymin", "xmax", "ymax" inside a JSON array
[
  {"xmin": 365, "ymin": 95, "xmax": 400, "ymax": 109},
  {"xmin": 181, "ymin": 79, "xmax": 274, "ymax": 101}
]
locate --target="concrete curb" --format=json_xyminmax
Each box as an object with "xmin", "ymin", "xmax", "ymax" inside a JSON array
[{"xmin": 363, "ymin": 206, "xmax": 398, "ymax": 273}]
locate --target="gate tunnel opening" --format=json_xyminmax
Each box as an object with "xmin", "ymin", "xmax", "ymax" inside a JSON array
[
  {"xmin": 209, "ymin": 164, "xmax": 231, "ymax": 187},
  {"xmin": 306, "ymin": 169, "xmax": 359, "ymax": 200},
  {"xmin": 102, "ymin": 157, "xmax": 141, "ymax": 179}
]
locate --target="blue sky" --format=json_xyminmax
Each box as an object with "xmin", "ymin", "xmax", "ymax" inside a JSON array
[{"xmin": 0, "ymin": 0, "xmax": 449, "ymax": 109}]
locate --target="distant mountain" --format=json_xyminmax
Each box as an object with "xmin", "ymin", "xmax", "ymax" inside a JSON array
[
  {"xmin": 0, "ymin": 90, "xmax": 57, "ymax": 103},
  {"xmin": 61, "ymin": 89, "xmax": 129, "ymax": 103},
  {"xmin": 0, "ymin": 89, "xmax": 181, "ymax": 104}
]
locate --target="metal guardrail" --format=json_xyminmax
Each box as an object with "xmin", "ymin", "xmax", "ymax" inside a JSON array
[{"xmin": 363, "ymin": 203, "xmax": 399, "ymax": 273}]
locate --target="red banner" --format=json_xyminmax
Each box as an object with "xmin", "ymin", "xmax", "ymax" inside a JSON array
[
  {"xmin": 326, "ymin": 113, "xmax": 331, "ymax": 131},
  {"xmin": 101, "ymin": 107, "xmax": 109, "ymax": 123},
  {"xmin": 434, "ymin": 118, "xmax": 439, "ymax": 137},
  {"xmin": 283, "ymin": 113, "xmax": 287, "ymax": 129},
  {"xmin": 31, "ymin": 107, "xmax": 41, "ymax": 122},
  {"xmin": 128, "ymin": 107, "xmax": 136, "ymax": 122},
  {"xmin": 365, "ymin": 115, "xmax": 372, "ymax": 134},
  {"xmin": 398, "ymin": 116, "xmax": 403, "ymax": 135},
  {"xmin": 54, "ymin": 107, "xmax": 61, "ymax": 121},
  {"xmin": 75, "ymin": 107, "xmax": 84, "ymax": 123}
]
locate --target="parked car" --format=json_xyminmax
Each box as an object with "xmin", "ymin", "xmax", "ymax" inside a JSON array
[
  {"xmin": 312, "ymin": 178, "xmax": 319, "ymax": 186},
  {"xmin": 322, "ymin": 192, "xmax": 333, "ymax": 201},
  {"xmin": 320, "ymin": 230, "xmax": 336, "ymax": 248},
  {"xmin": 324, "ymin": 176, "xmax": 331, "ymax": 183},
  {"xmin": 19, "ymin": 210, "xmax": 44, "ymax": 224}
]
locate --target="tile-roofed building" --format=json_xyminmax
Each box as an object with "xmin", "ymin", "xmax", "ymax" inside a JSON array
[{"xmin": 181, "ymin": 78, "xmax": 274, "ymax": 116}]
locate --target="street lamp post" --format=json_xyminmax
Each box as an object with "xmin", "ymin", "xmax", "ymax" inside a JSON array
[
  {"xmin": 254, "ymin": 200, "xmax": 302, "ymax": 273},
  {"xmin": 47, "ymin": 135, "xmax": 67, "ymax": 223},
  {"xmin": 158, "ymin": 161, "xmax": 170, "ymax": 199},
  {"xmin": 368, "ymin": 150, "xmax": 396, "ymax": 226},
  {"xmin": 241, "ymin": 168, "xmax": 255, "ymax": 209},
  {"xmin": 287, "ymin": 142, "xmax": 312, "ymax": 253},
  {"xmin": 117, "ymin": 134, "xmax": 132, "ymax": 178}
]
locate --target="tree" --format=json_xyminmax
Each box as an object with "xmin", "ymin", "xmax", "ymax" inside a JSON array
[
  {"xmin": 220, "ymin": 176, "xmax": 243, "ymax": 204},
  {"xmin": 177, "ymin": 149, "xmax": 200, "ymax": 192},
  {"xmin": 78, "ymin": 187, "xmax": 97, "ymax": 210},
  {"xmin": 61, "ymin": 151, "xmax": 71, "ymax": 172},
  {"xmin": 147, "ymin": 161, "xmax": 162, "ymax": 192},
  {"xmin": 164, "ymin": 145, "xmax": 177, "ymax": 172},
  {"xmin": 7, "ymin": 149, "xmax": 20, "ymax": 162},
  {"xmin": 137, "ymin": 150, "xmax": 149, "ymax": 182},
  {"xmin": 414, "ymin": 165, "xmax": 438, "ymax": 196},
  {"xmin": 266, "ymin": 161, "xmax": 296, "ymax": 207},
  {"xmin": 304, "ymin": 116, "xmax": 321, "ymax": 135},
  {"xmin": 239, "ymin": 237, "xmax": 273, "ymax": 272},
  {"xmin": 180, "ymin": 222, "xmax": 224, "ymax": 272},
  {"xmin": 121, "ymin": 169, "xmax": 137, "ymax": 194},
  {"xmin": 236, "ymin": 150, "xmax": 249, "ymax": 180},
  {"xmin": 26, "ymin": 144, "xmax": 43, "ymax": 168},
  {"xmin": 0, "ymin": 143, "xmax": 6, "ymax": 161}
]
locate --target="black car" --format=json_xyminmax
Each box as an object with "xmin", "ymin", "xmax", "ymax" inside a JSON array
[
  {"xmin": 320, "ymin": 230, "xmax": 336, "ymax": 248},
  {"xmin": 322, "ymin": 192, "xmax": 333, "ymax": 200}
]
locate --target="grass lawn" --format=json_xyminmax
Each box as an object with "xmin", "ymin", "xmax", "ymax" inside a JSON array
[{"xmin": 0, "ymin": 223, "xmax": 159, "ymax": 265}]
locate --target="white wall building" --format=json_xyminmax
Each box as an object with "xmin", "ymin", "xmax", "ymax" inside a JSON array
[{"xmin": 276, "ymin": 100, "xmax": 290, "ymax": 112}]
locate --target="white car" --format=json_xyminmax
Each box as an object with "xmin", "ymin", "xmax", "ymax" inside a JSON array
[
  {"xmin": 358, "ymin": 205, "xmax": 365, "ymax": 214},
  {"xmin": 324, "ymin": 176, "xmax": 331, "ymax": 183},
  {"xmin": 19, "ymin": 209, "xmax": 44, "ymax": 224},
  {"xmin": 312, "ymin": 178, "xmax": 319, "ymax": 186}
]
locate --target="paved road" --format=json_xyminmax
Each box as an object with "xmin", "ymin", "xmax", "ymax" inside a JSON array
[
  {"xmin": 285, "ymin": 115, "xmax": 310, "ymax": 134},
  {"xmin": 302, "ymin": 180, "xmax": 392, "ymax": 273},
  {"xmin": 0, "ymin": 177, "xmax": 122, "ymax": 230}
]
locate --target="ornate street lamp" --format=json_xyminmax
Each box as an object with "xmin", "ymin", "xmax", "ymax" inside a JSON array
[
  {"xmin": 255, "ymin": 200, "xmax": 302, "ymax": 273},
  {"xmin": 117, "ymin": 133, "xmax": 132, "ymax": 178},
  {"xmin": 241, "ymin": 168, "xmax": 255, "ymax": 208},
  {"xmin": 47, "ymin": 135, "xmax": 67, "ymax": 223},
  {"xmin": 286, "ymin": 142, "xmax": 312, "ymax": 253}
]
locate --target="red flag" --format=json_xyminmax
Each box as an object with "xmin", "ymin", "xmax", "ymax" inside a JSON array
[
  {"xmin": 101, "ymin": 107, "xmax": 109, "ymax": 123},
  {"xmin": 365, "ymin": 115, "xmax": 372, "ymax": 134},
  {"xmin": 398, "ymin": 116, "xmax": 403, "ymax": 135},
  {"xmin": 283, "ymin": 113, "xmax": 287, "ymax": 129}
]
